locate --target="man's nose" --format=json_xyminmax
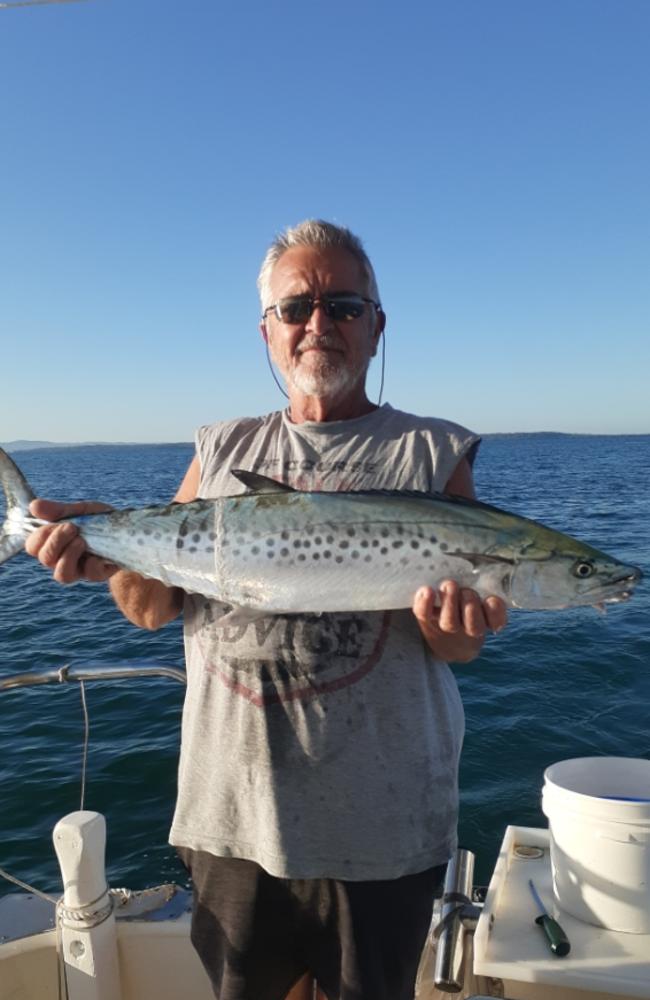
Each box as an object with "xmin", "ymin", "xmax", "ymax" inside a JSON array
[{"xmin": 305, "ymin": 301, "xmax": 334, "ymax": 335}]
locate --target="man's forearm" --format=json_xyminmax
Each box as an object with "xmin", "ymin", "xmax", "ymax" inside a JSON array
[{"xmin": 109, "ymin": 571, "xmax": 183, "ymax": 630}]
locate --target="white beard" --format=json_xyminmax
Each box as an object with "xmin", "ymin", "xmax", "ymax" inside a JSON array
[
  {"xmin": 268, "ymin": 331, "xmax": 374, "ymax": 400},
  {"xmin": 289, "ymin": 357, "xmax": 362, "ymax": 398}
]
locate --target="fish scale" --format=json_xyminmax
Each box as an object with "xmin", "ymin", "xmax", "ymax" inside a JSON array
[
  {"xmin": 217, "ymin": 492, "xmax": 484, "ymax": 613},
  {"xmin": 0, "ymin": 448, "xmax": 642, "ymax": 618}
]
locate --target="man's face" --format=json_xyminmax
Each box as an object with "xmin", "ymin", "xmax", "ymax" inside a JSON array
[{"xmin": 261, "ymin": 246, "xmax": 383, "ymax": 401}]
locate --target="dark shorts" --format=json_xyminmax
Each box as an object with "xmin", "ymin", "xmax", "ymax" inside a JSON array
[{"xmin": 178, "ymin": 848, "xmax": 446, "ymax": 1000}]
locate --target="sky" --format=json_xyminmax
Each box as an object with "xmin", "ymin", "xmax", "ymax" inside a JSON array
[{"xmin": 1, "ymin": 0, "xmax": 648, "ymax": 441}]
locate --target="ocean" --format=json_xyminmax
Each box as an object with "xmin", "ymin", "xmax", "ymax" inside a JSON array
[{"xmin": 0, "ymin": 434, "xmax": 648, "ymax": 895}]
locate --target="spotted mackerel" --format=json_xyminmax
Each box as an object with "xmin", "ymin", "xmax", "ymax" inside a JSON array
[{"xmin": 0, "ymin": 447, "xmax": 642, "ymax": 615}]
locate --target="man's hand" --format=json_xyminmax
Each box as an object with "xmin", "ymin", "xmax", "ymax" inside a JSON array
[
  {"xmin": 25, "ymin": 499, "xmax": 118, "ymax": 585},
  {"xmin": 413, "ymin": 580, "xmax": 507, "ymax": 663}
]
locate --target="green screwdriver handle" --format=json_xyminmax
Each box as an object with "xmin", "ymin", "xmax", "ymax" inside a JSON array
[{"xmin": 535, "ymin": 913, "xmax": 571, "ymax": 956}]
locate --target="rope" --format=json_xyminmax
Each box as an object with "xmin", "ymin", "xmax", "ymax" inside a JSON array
[
  {"xmin": 79, "ymin": 680, "xmax": 89, "ymax": 810},
  {"xmin": 0, "ymin": 678, "xmax": 91, "ymax": 901},
  {"xmin": 0, "ymin": 865, "xmax": 57, "ymax": 903},
  {"xmin": 58, "ymin": 892, "xmax": 114, "ymax": 928},
  {"xmin": 432, "ymin": 891, "xmax": 474, "ymax": 939}
]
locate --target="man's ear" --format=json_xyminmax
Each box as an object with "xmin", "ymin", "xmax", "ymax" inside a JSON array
[{"xmin": 259, "ymin": 321, "xmax": 268, "ymax": 344}]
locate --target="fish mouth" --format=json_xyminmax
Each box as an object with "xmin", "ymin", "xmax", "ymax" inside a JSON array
[{"xmin": 588, "ymin": 567, "xmax": 643, "ymax": 605}]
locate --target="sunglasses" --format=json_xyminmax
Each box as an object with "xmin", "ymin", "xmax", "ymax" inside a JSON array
[{"xmin": 263, "ymin": 293, "xmax": 381, "ymax": 325}]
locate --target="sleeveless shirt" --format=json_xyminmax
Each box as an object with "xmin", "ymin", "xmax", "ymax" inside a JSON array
[{"xmin": 169, "ymin": 404, "xmax": 479, "ymax": 880}]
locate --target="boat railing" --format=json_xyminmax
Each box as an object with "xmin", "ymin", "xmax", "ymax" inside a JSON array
[{"xmin": 0, "ymin": 661, "xmax": 187, "ymax": 690}]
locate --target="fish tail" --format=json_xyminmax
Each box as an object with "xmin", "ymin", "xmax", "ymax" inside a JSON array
[{"xmin": 0, "ymin": 447, "xmax": 35, "ymax": 565}]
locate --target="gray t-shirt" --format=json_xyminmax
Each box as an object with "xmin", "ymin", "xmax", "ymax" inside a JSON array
[{"xmin": 169, "ymin": 404, "xmax": 479, "ymax": 880}]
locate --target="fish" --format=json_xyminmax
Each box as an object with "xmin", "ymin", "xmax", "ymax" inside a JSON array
[{"xmin": 0, "ymin": 446, "xmax": 642, "ymax": 618}]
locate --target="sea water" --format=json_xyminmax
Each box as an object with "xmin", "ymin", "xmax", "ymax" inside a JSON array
[{"xmin": 0, "ymin": 434, "xmax": 648, "ymax": 893}]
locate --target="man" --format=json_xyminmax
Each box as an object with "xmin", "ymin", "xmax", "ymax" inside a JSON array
[{"xmin": 26, "ymin": 220, "xmax": 507, "ymax": 1000}]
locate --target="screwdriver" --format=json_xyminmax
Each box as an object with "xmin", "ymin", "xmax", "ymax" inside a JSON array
[{"xmin": 528, "ymin": 879, "xmax": 571, "ymax": 957}]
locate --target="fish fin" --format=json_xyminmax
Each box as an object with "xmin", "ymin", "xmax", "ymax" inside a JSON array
[
  {"xmin": 217, "ymin": 605, "xmax": 271, "ymax": 626},
  {"xmin": 0, "ymin": 532, "xmax": 25, "ymax": 565},
  {"xmin": 0, "ymin": 447, "xmax": 35, "ymax": 566},
  {"xmin": 230, "ymin": 469, "xmax": 296, "ymax": 494}
]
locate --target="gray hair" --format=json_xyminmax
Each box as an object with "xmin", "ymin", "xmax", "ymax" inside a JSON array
[{"xmin": 257, "ymin": 219, "xmax": 380, "ymax": 310}]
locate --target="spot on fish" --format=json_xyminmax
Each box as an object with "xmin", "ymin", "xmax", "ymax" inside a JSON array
[
  {"xmin": 361, "ymin": 539, "xmax": 369, "ymax": 548},
  {"xmin": 364, "ymin": 555, "xmax": 372, "ymax": 562},
  {"xmin": 335, "ymin": 556, "xmax": 344, "ymax": 564},
  {"xmin": 266, "ymin": 538, "xmax": 274, "ymax": 546},
  {"xmin": 280, "ymin": 548, "xmax": 289, "ymax": 557},
  {"xmin": 189, "ymin": 546, "xmax": 197, "ymax": 554},
  {"xmin": 326, "ymin": 535, "xmax": 334, "ymax": 544},
  {"xmin": 267, "ymin": 551, "xmax": 274, "ymax": 559},
  {"xmin": 298, "ymin": 554, "xmax": 306, "ymax": 562},
  {"xmin": 192, "ymin": 533, "xmax": 201, "ymax": 543},
  {"xmin": 380, "ymin": 528, "xmax": 389, "ymax": 538},
  {"xmin": 351, "ymin": 551, "xmax": 360, "ymax": 559},
  {"xmin": 176, "ymin": 539, "xmax": 184, "ymax": 549},
  {"xmin": 314, "ymin": 536, "xmax": 322, "ymax": 545},
  {"xmin": 392, "ymin": 540, "xmax": 404, "ymax": 549},
  {"xmin": 206, "ymin": 546, "xmax": 214, "ymax": 553},
  {"xmin": 281, "ymin": 530, "xmax": 289, "ymax": 540},
  {"xmin": 339, "ymin": 540, "xmax": 349, "ymax": 549},
  {"xmin": 303, "ymin": 539, "xmax": 311, "ymax": 548},
  {"xmin": 346, "ymin": 527, "xmax": 356, "ymax": 537},
  {"xmin": 251, "ymin": 546, "xmax": 260, "ymax": 555},
  {"xmin": 423, "ymin": 549, "xmax": 432, "ymax": 558},
  {"xmin": 323, "ymin": 551, "xmax": 332, "ymax": 559},
  {"xmin": 293, "ymin": 540, "xmax": 301, "ymax": 548},
  {"xmin": 439, "ymin": 541, "xmax": 447, "ymax": 551},
  {"xmin": 380, "ymin": 547, "xmax": 388, "ymax": 555},
  {"xmin": 313, "ymin": 552, "xmax": 320, "ymax": 560}
]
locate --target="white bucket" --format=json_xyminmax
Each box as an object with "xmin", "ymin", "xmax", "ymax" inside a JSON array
[{"xmin": 542, "ymin": 756, "xmax": 650, "ymax": 934}]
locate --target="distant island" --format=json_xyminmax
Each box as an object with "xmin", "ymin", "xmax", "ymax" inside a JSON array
[
  {"xmin": 1, "ymin": 440, "xmax": 73, "ymax": 451},
  {"xmin": 1, "ymin": 440, "xmax": 192, "ymax": 452},
  {"xmin": 2, "ymin": 432, "xmax": 645, "ymax": 453}
]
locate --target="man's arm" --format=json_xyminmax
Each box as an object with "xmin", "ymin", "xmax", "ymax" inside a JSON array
[
  {"xmin": 412, "ymin": 457, "xmax": 508, "ymax": 663},
  {"xmin": 26, "ymin": 456, "xmax": 201, "ymax": 632}
]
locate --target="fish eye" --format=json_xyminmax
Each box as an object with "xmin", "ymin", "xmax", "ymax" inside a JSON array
[{"xmin": 572, "ymin": 560, "xmax": 595, "ymax": 579}]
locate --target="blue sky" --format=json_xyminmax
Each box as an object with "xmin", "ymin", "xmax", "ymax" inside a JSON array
[{"xmin": 1, "ymin": 0, "xmax": 648, "ymax": 441}]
